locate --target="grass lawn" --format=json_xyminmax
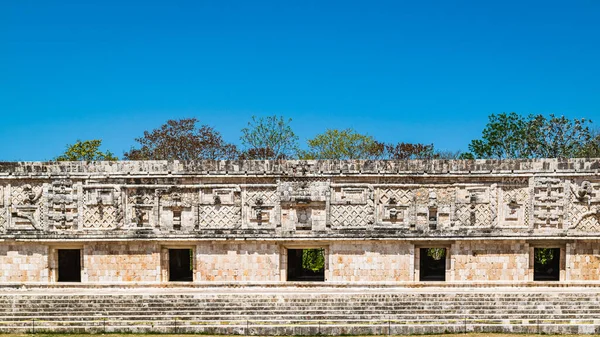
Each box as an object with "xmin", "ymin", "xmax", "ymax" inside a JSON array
[{"xmin": 0, "ymin": 333, "xmax": 592, "ymax": 337}]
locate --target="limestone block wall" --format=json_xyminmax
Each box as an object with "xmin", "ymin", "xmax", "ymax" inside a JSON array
[
  {"xmin": 0, "ymin": 243, "xmax": 48, "ymax": 283},
  {"xmin": 451, "ymin": 241, "xmax": 529, "ymax": 282},
  {"xmin": 84, "ymin": 242, "xmax": 160, "ymax": 282},
  {"xmin": 567, "ymin": 241, "xmax": 600, "ymax": 281},
  {"xmin": 328, "ymin": 241, "xmax": 413, "ymax": 282},
  {"xmin": 196, "ymin": 242, "xmax": 280, "ymax": 282}
]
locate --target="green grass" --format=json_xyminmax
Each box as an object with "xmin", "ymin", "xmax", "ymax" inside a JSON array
[{"xmin": 1, "ymin": 334, "xmax": 592, "ymax": 337}]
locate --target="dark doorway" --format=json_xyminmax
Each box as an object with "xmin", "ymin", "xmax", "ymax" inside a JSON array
[
  {"xmin": 169, "ymin": 249, "xmax": 193, "ymax": 281},
  {"xmin": 534, "ymin": 248, "xmax": 560, "ymax": 281},
  {"xmin": 57, "ymin": 249, "xmax": 81, "ymax": 282},
  {"xmin": 287, "ymin": 248, "xmax": 325, "ymax": 281},
  {"xmin": 419, "ymin": 248, "xmax": 446, "ymax": 281}
]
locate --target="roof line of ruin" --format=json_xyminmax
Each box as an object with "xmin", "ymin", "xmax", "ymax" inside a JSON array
[{"xmin": 0, "ymin": 158, "xmax": 598, "ymax": 175}]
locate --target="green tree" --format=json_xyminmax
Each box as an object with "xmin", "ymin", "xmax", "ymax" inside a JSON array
[
  {"xmin": 302, "ymin": 249, "xmax": 325, "ymax": 272},
  {"xmin": 468, "ymin": 112, "xmax": 597, "ymax": 159},
  {"xmin": 240, "ymin": 115, "xmax": 299, "ymax": 159},
  {"xmin": 55, "ymin": 139, "xmax": 117, "ymax": 161},
  {"xmin": 301, "ymin": 128, "xmax": 381, "ymax": 160},
  {"xmin": 468, "ymin": 112, "xmax": 533, "ymax": 159},
  {"xmin": 124, "ymin": 118, "xmax": 238, "ymax": 160},
  {"xmin": 531, "ymin": 115, "xmax": 595, "ymax": 158},
  {"xmin": 379, "ymin": 142, "xmax": 436, "ymax": 160}
]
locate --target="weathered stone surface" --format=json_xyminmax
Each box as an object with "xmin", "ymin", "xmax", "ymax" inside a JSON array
[{"xmin": 0, "ymin": 159, "xmax": 599, "ymax": 285}]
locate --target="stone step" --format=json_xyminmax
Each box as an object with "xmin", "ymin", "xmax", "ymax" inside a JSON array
[
  {"xmin": 2, "ymin": 312, "xmax": 600, "ymax": 322},
  {"xmin": 0, "ymin": 321, "xmax": 597, "ymax": 335},
  {"xmin": 3, "ymin": 291, "xmax": 600, "ymax": 334}
]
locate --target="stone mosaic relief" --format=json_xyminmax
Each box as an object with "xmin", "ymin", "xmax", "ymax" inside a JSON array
[
  {"xmin": 533, "ymin": 177, "xmax": 565, "ymax": 229},
  {"xmin": 47, "ymin": 180, "xmax": 79, "ymax": 230},
  {"xmin": 279, "ymin": 181, "xmax": 328, "ymax": 231},
  {"xmin": 331, "ymin": 187, "xmax": 374, "ymax": 228},
  {"xmin": 82, "ymin": 187, "xmax": 122, "ymax": 230},
  {"xmin": 0, "ymin": 166, "xmax": 599, "ymax": 235},
  {"xmin": 415, "ymin": 187, "xmax": 455, "ymax": 229},
  {"xmin": 9, "ymin": 183, "xmax": 44, "ymax": 230},
  {"xmin": 127, "ymin": 188, "xmax": 156, "ymax": 229},
  {"xmin": 0, "ymin": 185, "xmax": 4, "ymax": 232},
  {"xmin": 377, "ymin": 188, "xmax": 413, "ymax": 227},
  {"xmin": 498, "ymin": 185, "xmax": 530, "ymax": 227},
  {"xmin": 244, "ymin": 188, "xmax": 277, "ymax": 229},
  {"xmin": 568, "ymin": 179, "xmax": 600, "ymax": 232},
  {"xmin": 199, "ymin": 187, "xmax": 241, "ymax": 229},
  {"xmin": 159, "ymin": 189, "xmax": 195, "ymax": 231}
]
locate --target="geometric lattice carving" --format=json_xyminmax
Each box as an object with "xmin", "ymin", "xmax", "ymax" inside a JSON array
[
  {"xmin": 331, "ymin": 203, "xmax": 374, "ymax": 228},
  {"xmin": 82, "ymin": 206, "xmax": 118, "ymax": 229},
  {"xmin": 379, "ymin": 188, "xmax": 413, "ymax": 205},
  {"xmin": 198, "ymin": 205, "xmax": 241, "ymax": 229},
  {"xmin": 455, "ymin": 203, "xmax": 493, "ymax": 227},
  {"xmin": 246, "ymin": 188, "xmax": 278, "ymax": 206},
  {"xmin": 576, "ymin": 213, "xmax": 600, "ymax": 233},
  {"xmin": 0, "ymin": 208, "xmax": 5, "ymax": 232},
  {"xmin": 11, "ymin": 184, "xmax": 43, "ymax": 205}
]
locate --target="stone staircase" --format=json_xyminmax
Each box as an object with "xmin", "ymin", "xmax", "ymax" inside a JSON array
[{"xmin": 1, "ymin": 290, "xmax": 600, "ymax": 335}]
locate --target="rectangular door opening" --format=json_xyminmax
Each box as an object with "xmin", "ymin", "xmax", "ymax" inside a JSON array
[
  {"xmin": 169, "ymin": 249, "xmax": 193, "ymax": 282},
  {"xmin": 419, "ymin": 248, "xmax": 446, "ymax": 281},
  {"xmin": 287, "ymin": 248, "xmax": 324, "ymax": 281},
  {"xmin": 534, "ymin": 248, "xmax": 560, "ymax": 281},
  {"xmin": 57, "ymin": 249, "xmax": 81, "ymax": 282}
]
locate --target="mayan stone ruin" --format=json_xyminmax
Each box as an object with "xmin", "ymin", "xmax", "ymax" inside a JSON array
[{"xmin": 0, "ymin": 158, "xmax": 599, "ymax": 286}]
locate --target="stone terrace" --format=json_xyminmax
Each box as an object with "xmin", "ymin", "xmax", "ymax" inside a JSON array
[{"xmin": 1, "ymin": 287, "xmax": 600, "ymax": 335}]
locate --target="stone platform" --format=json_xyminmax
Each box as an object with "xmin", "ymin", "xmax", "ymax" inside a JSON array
[{"xmin": 1, "ymin": 286, "xmax": 600, "ymax": 335}]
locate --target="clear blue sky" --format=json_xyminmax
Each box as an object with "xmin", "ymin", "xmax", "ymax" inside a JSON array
[{"xmin": 1, "ymin": 1, "xmax": 599, "ymax": 160}]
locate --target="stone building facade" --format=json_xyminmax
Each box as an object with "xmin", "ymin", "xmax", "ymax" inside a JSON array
[{"xmin": 1, "ymin": 159, "xmax": 600, "ymax": 285}]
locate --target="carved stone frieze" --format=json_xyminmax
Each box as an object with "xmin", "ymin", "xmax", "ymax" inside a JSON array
[
  {"xmin": 160, "ymin": 190, "xmax": 194, "ymax": 231},
  {"xmin": 279, "ymin": 181, "xmax": 329, "ymax": 231},
  {"xmin": 47, "ymin": 179, "xmax": 79, "ymax": 230},
  {"xmin": 10, "ymin": 183, "xmax": 44, "ymax": 230},
  {"xmin": 82, "ymin": 186, "xmax": 122, "ymax": 230},
  {"xmin": 454, "ymin": 185, "xmax": 497, "ymax": 228},
  {"xmin": 127, "ymin": 189, "xmax": 155, "ymax": 229},
  {"xmin": 0, "ymin": 209, "xmax": 5, "ymax": 232},
  {"xmin": 244, "ymin": 188, "xmax": 277, "ymax": 228},
  {"xmin": 0, "ymin": 159, "xmax": 598, "ymax": 238},
  {"xmin": 498, "ymin": 186, "xmax": 529, "ymax": 227},
  {"xmin": 198, "ymin": 205, "xmax": 241, "ymax": 229},
  {"xmin": 377, "ymin": 188, "xmax": 414, "ymax": 227},
  {"xmin": 568, "ymin": 179, "xmax": 600, "ymax": 232},
  {"xmin": 533, "ymin": 177, "xmax": 565, "ymax": 229}
]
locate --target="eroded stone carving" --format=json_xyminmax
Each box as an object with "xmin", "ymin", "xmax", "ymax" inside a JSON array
[
  {"xmin": 128, "ymin": 189, "xmax": 154, "ymax": 228},
  {"xmin": 499, "ymin": 185, "xmax": 529, "ymax": 227},
  {"xmin": 455, "ymin": 186, "xmax": 496, "ymax": 228},
  {"xmin": 10, "ymin": 183, "xmax": 43, "ymax": 230},
  {"xmin": 331, "ymin": 187, "xmax": 374, "ymax": 228},
  {"xmin": 533, "ymin": 178, "xmax": 565, "ymax": 229},
  {"xmin": 568, "ymin": 180, "xmax": 600, "ymax": 231},
  {"xmin": 199, "ymin": 187, "xmax": 241, "ymax": 229},
  {"xmin": 82, "ymin": 186, "xmax": 123, "ymax": 229},
  {"xmin": 47, "ymin": 180, "xmax": 79, "ymax": 230},
  {"xmin": 377, "ymin": 189, "xmax": 413, "ymax": 227},
  {"xmin": 245, "ymin": 188, "xmax": 276, "ymax": 228},
  {"xmin": 280, "ymin": 181, "xmax": 328, "ymax": 231},
  {"xmin": 0, "ymin": 159, "xmax": 598, "ymax": 236}
]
